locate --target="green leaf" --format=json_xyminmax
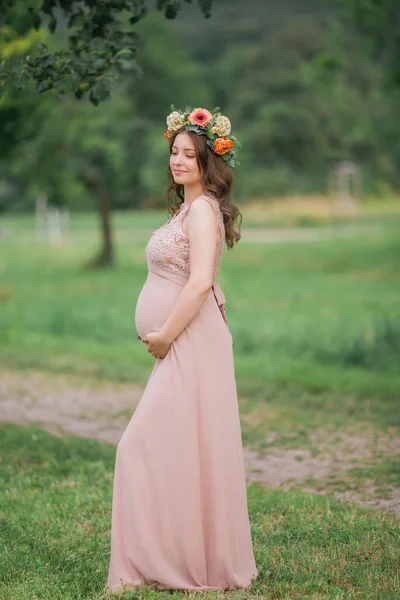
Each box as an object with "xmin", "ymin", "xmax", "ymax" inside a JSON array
[
  {"xmin": 68, "ymin": 11, "xmax": 85, "ymax": 29},
  {"xmin": 115, "ymin": 49, "xmax": 134, "ymax": 58},
  {"xmin": 42, "ymin": 55, "xmax": 55, "ymax": 68},
  {"xmin": 89, "ymin": 81, "xmax": 111, "ymax": 106},
  {"xmin": 187, "ymin": 124, "xmax": 207, "ymax": 135},
  {"xmin": 37, "ymin": 79, "xmax": 53, "ymax": 93},
  {"xmin": 93, "ymin": 58, "xmax": 107, "ymax": 70}
]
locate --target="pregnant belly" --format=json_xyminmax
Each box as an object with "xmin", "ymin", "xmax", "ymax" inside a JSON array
[{"xmin": 135, "ymin": 272, "xmax": 183, "ymax": 340}]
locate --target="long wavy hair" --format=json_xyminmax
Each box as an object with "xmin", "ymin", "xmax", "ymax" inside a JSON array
[{"xmin": 164, "ymin": 127, "xmax": 242, "ymax": 248}]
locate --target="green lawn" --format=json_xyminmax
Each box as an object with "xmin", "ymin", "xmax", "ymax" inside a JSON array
[
  {"xmin": 1, "ymin": 209, "xmax": 399, "ymax": 440},
  {"xmin": 0, "ymin": 422, "xmax": 399, "ymax": 600},
  {"xmin": 1, "ymin": 209, "xmax": 399, "ymax": 599}
]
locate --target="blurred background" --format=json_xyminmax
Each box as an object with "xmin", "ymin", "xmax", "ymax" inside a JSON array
[
  {"xmin": 0, "ymin": 0, "xmax": 399, "ymax": 518},
  {"xmin": 2, "ymin": 0, "xmax": 400, "ymax": 211},
  {"xmin": 1, "ymin": 3, "xmax": 400, "ymax": 597}
]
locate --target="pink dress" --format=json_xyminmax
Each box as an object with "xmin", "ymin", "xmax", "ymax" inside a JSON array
[{"xmin": 106, "ymin": 193, "xmax": 258, "ymax": 593}]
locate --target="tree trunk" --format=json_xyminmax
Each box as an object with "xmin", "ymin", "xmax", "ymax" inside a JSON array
[{"xmin": 86, "ymin": 174, "xmax": 115, "ymax": 268}]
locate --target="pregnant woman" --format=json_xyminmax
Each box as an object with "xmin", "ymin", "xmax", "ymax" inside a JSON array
[{"xmin": 106, "ymin": 107, "xmax": 258, "ymax": 594}]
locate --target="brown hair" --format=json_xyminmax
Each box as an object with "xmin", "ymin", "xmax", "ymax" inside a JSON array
[{"xmin": 164, "ymin": 127, "xmax": 242, "ymax": 248}]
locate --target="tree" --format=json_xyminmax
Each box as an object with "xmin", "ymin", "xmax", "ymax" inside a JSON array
[
  {"xmin": 336, "ymin": 0, "xmax": 400, "ymax": 86},
  {"xmin": 0, "ymin": 0, "xmax": 216, "ymax": 267},
  {"xmin": 334, "ymin": 0, "xmax": 400, "ymax": 190},
  {"xmin": 6, "ymin": 13, "xmax": 211, "ymax": 266},
  {"xmin": 216, "ymin": 15, "xmax": 394, "ymax": 196},
  {"xmin": 0, "ymin": 0, "xmax": 215, "ymax": 105}
]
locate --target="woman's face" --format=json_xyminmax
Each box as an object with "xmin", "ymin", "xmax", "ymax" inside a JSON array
[{"xmin": 170, "ymin": 132, "xmax": 201, "ymax": 187}]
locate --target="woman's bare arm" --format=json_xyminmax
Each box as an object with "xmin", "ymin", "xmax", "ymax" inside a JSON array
[{"xmin": 159, "ymin": 198, "xmax": 218, "ymax": 343}]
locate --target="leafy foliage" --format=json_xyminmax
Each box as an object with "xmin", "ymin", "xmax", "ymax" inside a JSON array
[
  {"xmin": 337, "ymin": 0, "xmax": 400, "ymax": 85},
  {"xmin": 218, "ymin": 15, "xmax": 400, "ymax": 196},
  {"xmin": 0, "ymin": 0, "xmax": 215, "ymax": 104},
  {"xmin": 1, "ymin": 0, "xmax": 400, "ymax": 211}
]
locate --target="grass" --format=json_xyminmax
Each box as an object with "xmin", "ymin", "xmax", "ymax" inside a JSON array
[
  {"xmin": 0, "ymin": 208, "xmax": 399, "ymax": 448},
  {"xmin": 3, "ymin": 194, "xmax": 400, "ymax": 232},
  {"xmin": 240, "ymin": 194, "xmax": 400, "ymax": 228},
  {"xmin": 1, "ymin": 202, "xmax": 399, "ymax": 598},
  {"xmin": 0, "ymin": 422, "xmax": 399, "ymax": 600},
  {"xmin": 1, "ymin": 208, "xmax": 399, "ymax": 428},
  {"xmin": 0, "ymin": 207, "xmax": 399, "ymax": 473},
  {"xmin": 348, "ymin": 458, "xmax": 400, "ymax": 488}
]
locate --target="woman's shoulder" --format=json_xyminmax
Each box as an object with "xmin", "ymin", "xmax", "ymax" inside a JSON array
[
  {"xmin": 189, "ymin": 193, "xmax": 224, "ymax": 243},
  {"xmin": 191, "ymin": 193, "xmax": 221, "ymax": 212}
]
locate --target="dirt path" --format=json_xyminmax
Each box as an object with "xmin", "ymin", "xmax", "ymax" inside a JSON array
[{"xmin": 1, "ymin": 369, "xmax": 398, "ymax": 515}]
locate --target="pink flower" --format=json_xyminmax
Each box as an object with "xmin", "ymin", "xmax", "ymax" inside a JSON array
[{"xmin": 188, "ymin": 108, "xmax": 213, "ymax": 128}]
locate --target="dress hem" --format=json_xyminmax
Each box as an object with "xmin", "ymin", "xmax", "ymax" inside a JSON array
[{"xmin": 105, "ymin": 570, "xmax": 258, "ymax": 595}]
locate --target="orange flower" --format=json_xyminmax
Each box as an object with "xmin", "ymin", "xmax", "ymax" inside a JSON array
[
  {"xmin": 164, "ymin": 128, "xmax": 170, "ymax": 139},
  {"xmin": 188, "ymin": 108, "xmax": 213, "ymax": 128},
  {"xmin": 213, "ymin": 137, "xmax": 234, "ymax": 155}
]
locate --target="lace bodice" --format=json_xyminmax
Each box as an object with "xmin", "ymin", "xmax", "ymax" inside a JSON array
[{"xmin": 146, "ymin": 194, "xmax": 225, "ymax": 280}]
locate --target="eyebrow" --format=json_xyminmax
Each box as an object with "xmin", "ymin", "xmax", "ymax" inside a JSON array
[{"xmin": 172, "ymin": 146, "xmax": 195, "ymax": 151}]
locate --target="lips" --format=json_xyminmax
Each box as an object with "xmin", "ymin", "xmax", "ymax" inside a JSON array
[{"xmin": 174, "ymin": 170, "xmax": 187, "ymax": 174}]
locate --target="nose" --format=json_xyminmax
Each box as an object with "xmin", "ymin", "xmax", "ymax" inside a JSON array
[{"xmin": 172, "ymin": 155, "xmax": 183, "ymax": 166}]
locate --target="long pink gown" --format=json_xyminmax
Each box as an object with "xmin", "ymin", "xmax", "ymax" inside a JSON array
[{"xmin": 106, "ymin": 193, "xmax": 258, "ymax": 593}]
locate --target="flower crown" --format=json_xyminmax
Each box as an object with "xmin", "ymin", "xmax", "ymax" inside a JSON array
[{"xmin": 164, "ymin": 105, "xmax": 241, "ymax": 170}]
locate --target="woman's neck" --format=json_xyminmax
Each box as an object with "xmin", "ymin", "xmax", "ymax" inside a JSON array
[{"xmin": 183, "ymin": 184, "xmax": 206, "ymax": 205}]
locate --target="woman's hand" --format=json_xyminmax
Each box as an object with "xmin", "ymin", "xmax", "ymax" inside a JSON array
[{"xmin": 139, "ymin": 332, "xmax": 172, "ymax": 359}]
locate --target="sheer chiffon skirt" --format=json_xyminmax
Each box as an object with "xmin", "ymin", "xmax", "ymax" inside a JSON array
[{"xmin": 106, "ymin": 262, "xmax": 258, "ymax": 593}]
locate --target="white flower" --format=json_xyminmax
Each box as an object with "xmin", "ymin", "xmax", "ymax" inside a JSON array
[
  {"xmin": 166, "ymin": 111, "xmax": 186, "ymax": 131},
  {"xmin": 211, "ymin": 115, "xmax": 231, "ymax": 137}
]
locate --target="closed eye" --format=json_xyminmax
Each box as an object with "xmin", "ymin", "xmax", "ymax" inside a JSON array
[{"xmin": 171, "ymin": 152, "xmax": 195, "ymax": 158}]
